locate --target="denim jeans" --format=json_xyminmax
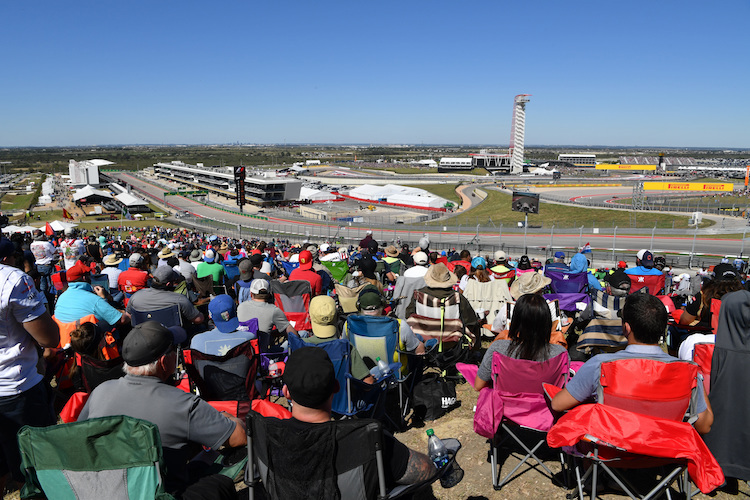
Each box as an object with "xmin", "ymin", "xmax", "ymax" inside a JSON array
[{"xmin": 36, "ymin": 263, "xmax": 54, "ymax": 295}]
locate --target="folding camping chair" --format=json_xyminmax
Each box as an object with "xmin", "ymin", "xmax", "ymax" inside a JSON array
[
  {"xmin": 18, "ymin": 415, "xmax": 173, "ymax": 500},
  {"xmin": 245, "ymin": 411, "xmax": 460, "ymax": 500},
  {"xmin": 565, "ymin": 358, "xmax": 702, "ymax": 500},
  {"xmin": 280, "ymin": 261, "xmax": 299, "ymax": 277},
  {"xmin": 192, "ymin": 274, "xmax": 214, "ymax": 299},
  {"xmin": 628, "ymin": 274, "xmax": 666, "ymax": 295},
  {"xmin": 462, "ymin": 279, "xmax": 513, "ymax": 326},
  {"xmin": 391, "ymin": 275, "xmax": 425, "ymax": 320},
  {"xmin": 183, "ymin": 339, "xmax": 260, "ymax": 418},
  {"xmin": 334, "ymin": 282, "xmax": 367, "ymax": 315},
  {"xmin": 693, "ymin": 343, "xmax": 715, "ymax": 395},
  {"xmin": 89, "ymin": 273, "xmax": 110, "ymax": 291},
  {"xmin": 474, "ymin": 351, "xmax": 570, "ymax": 490},
  {"xmin": 344, "ymin": 314, "xmax": 413, "ymax": 429},
  {"xmin": 130, "ymin": 304, "xmax": 182, "ymax": 328},
  {"xmin": 544, "ymin": 269, "xmax": 590, "ymax": 312},
  {"xmin": 321, "ymin": 260, "xmax": 350, "ymax": 283},
  {"xmin": 269, "ymin": 279, "xmax": 312, "ymax": 332},
  {"xmin": 73, "ymin": 352, "xmax": 124, "ymax": 393},
  {"xmin": 288, "ymin": 334, "xmax": 385, "ymax": 418}
]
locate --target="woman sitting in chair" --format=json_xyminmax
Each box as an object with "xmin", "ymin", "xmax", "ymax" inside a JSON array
[{"xmin": 474, "ymin": 294, "xmax": 567, "ymax": 391}]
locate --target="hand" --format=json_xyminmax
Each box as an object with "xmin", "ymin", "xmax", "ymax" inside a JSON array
[{"xmin": 93, "ymin": 285, "xmax": 107, "ymax": 299}]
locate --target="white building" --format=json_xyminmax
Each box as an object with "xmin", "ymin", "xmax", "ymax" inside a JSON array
[
  {"xmin": 558, "ymin": 154, "xmax": 596, "ymax": 166},
  {"xmin": 68, "ymin": 159, "xmax": 114, "ymax": 186}
]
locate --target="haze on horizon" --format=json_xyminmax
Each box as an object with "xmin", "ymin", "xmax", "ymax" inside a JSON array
[{"xmin": 2, "ymin": 1, "xmax": 748, "ymax": 149}]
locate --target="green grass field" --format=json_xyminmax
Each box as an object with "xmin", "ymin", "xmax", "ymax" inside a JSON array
[
  {"xmin": 414, "ymin": 187, "xmax": 713, "ymax": 229},
  {"xmin": 1, "ymin": 193, "xmax": 36, "ymax": 210}
]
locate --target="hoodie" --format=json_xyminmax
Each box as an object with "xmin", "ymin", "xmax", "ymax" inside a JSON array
[{"xmin": 570, "ymin": 253, "xmax": 603, "ymax": 291}]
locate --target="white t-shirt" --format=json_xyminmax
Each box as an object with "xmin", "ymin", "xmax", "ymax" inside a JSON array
[
  {"xmin": 678, "ymin": 333, "xmax": 715, "ymax": 361},
  {"xmin": 30, "ymin": 240, "xmax": 56, "ymax": 266},
  {"xmin": 0, "ymin": 265, "xmax": 48, "ymax": 395},
  {"xmin": 60, "ymin": 238, "xmax": 84, "ymax": 270}
]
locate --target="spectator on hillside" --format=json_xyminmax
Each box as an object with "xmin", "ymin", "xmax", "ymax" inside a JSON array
[
  {"xmin": 402, "ymin": 251, "xmax": 429, "ymax": 278},
  {"xmin": 237, "ymin": 279, "xmax": 297, "ymax": 336},
  {"xmin": 545, "ymin": 251, "xmax": 569, "ymax": 272},
  {"xmin": 191, "ymin": 294, "xmax": 256, "ymax": 355},
  {"xmin": 127, "ymin": 266, "xmax": 204, "ymax": 326},
  {"xmin": 55, "ymin": 261, "xmax": 130, "ymax": 330},
  {"xmin": 289, "ymin": 250, "xmax": 322, "ymax": 296},
  {"xmin": 118, "ymin": 253, "xmax": 150, "ymax": 297},
  {"xmin": 570, "ymin": 253, "xmax": 603, "ymax": 291},
  {"xmin": 624, "ymin": 249, "xmax": 663, "ymax": 276},
  {"xmin": 196, "ymin": 249, "xmax": 225, "ymax": 290}
]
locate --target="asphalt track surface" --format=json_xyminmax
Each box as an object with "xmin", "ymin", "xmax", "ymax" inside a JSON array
[{"xmin": 113, "ymin": 173, "xmax": 750, "ymax": 258}]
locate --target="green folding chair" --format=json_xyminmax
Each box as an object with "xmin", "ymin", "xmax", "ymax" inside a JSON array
[{"xmin": 18, "ymin": 415, "xmax": 174, "ymax": 500}]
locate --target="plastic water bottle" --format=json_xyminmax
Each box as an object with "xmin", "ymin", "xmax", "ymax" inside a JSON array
[
  {"xmin": 426, "ymin": 429, "xmax": 463, "ymax": 488},
  {"xmin": 426, "ymin": 429, "xmax": 449, "ymax": 468},
  {"xmin": 369, "ymin": 363, "xmax": 382, "ymax": 379},
  {"xmin": 376, "ymin": 357, "xmax": 391, "ymax": 377}
]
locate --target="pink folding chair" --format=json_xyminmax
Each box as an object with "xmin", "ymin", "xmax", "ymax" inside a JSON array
[{"xmin": 474, "ymin": 351, "xmax": 569, "ymax": 490}]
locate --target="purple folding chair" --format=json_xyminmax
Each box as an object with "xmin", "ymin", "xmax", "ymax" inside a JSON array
[{"xmin": 544, "ymin": 269, "xmax": 590, "ymax": 311}]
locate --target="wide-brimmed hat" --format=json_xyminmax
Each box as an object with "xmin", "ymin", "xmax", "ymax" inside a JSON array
[
  {"xmin": 103, "ymin": 254, "xmax": 123, "ymax": 266},
  {"xmin": 510, "ymin": 271, "xmax": 552, "ymax": 300},
  {"xmin": 385, "ymin": 245, "xmax": 399, "ymax": 258},
  {"xmin": 423, "ymin": 263, "xmax": 457, "ymax": 288},
  {"xmin": 189, "ymin": 249, "xmax": 203, "ymax": 262},
  {"xmin": 158, "ymin": 248, "xmax": 175, "ymax": 259}
]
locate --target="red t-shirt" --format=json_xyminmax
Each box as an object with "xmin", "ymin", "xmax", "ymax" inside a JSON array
[
  {"xmin": 288, "ymin": 267, "xmax": 322, "ymax": 296},
  {"xmin": 118, "ymin": 268, "xmax": 149, "ymax": 294}
]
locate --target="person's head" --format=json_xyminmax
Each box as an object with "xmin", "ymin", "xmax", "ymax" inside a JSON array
[
  {"xmin": 508, "ymin": 294, "xmax": 552, "ymax": 361},
  {"xmin": 636, "ymin": 249, "xmax": 647, "ymax": 265},
  {"xmin": 189, "ymin": 249, "xmax": 203, "ymax": 263},
  {"xmin": 103, "ymin": 253, "xmax": 123, "ymax": 268},
  {"xmin": 423, "ymin": 262, "xmax": 458, "ymax": 289},
  {"xmin": 517, "ymin": 255, "xmax": 532, "ymax": 270},
  {"xmin": 384, "ymin": 245, "xmax": 399, "ymax": 259},
  {"xmin": 357, "ymin": 256, "xmax": 377, "ymax": 280},
  {"xmin": 412, "ymin": 251, "xmax": 428, "ymax": 267},
  {"xmin": 509, "ymin": 271, "xmax": 551, "ymax": 300},
  {"xmin": 494, "ymin": 250, "xmax": 507, "ymax": 265},
  {"xmin": 283, "ymin": 347, "xmax": 339, "ymax": 413},
  {"xmin": 641, "ymin": 251, "xmax": 655, "ymax": 269},
  {"xmin": 554, "ymin": 251, "xmax": 565, "ymax": 263},
  {"xmin": 152, "ymin": 266, "xmax": 180, "ymax": 290},
  {"xmin": 203, "ymin": 249, "xmax": 216, "ymax": 264},
  {"xmin": 358, "ymin": 285, "xmax": 385, "ymax": 315},
  {"xmin": 621, "ymin": 293, "xmax": 667, "ymax": 345},
  {"xmin": 459, "ymin": 249, "xmax": 472, "ymax": 261},
  {"xmin": 418, "ymin": 236, "xmax": 429, "ymax": 252},
  {"xmin": 249, "ymin": 278, "xmax": 270, "ymax": 300},
  {"xmin": 309, "ymin": 295, "xmax": 338, "ymax": 338},
  {"xmin": 70, "ymin": 322, "xmax": 101, "ymax": 358},
  {"xmin": 299, "ymin": 250, "xmax": 314, "ymax": 270},
  {"xmin": 208, "ymin": 294, "xmax": 239, "ymax": 333},
  {"xmin": 129, "ymin": 252, "xmax": 145, "ymax": 269},
  {"xmin": 453, "ymin": 265, "xmax": 467, "ymax": 281},
  {"xmin": 122, "ymin": 321, "xmax": 187, "ymax": 378}
]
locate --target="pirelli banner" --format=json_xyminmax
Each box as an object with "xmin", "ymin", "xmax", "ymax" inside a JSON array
[
  {"xmin": 595, "ymin": 164, "xmax": 657, "ymax": 170},
  {"xmin": 643, "ymin": 182, "xmax": 734, "ymax": 192}
]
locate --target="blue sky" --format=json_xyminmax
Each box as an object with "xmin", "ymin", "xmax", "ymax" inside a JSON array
[{"xmin": 2, "ymin": 1, "xmax": 748, "ymax": 148}]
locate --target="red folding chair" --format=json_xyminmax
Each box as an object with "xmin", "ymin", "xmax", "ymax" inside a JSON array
[
  {"xmin": 692, "ymin": 343, "xmax": 715, "ymax": 395},
  {"xmin": 269, "ymin": 279, "xmax": 312, "ymax": 332},
  {"xmin": 628, "ymin": 274, "xmax": 665, "ymax": 295}
]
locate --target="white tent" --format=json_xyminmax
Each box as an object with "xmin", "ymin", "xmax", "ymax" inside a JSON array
[
  {"xmin": 72, "ymin": 185, "xmax": 113, "ymax": 202},
  {"xmin": 298, "ymin": 187, "xmax": 337, "ymax": 202},
  {"xmin": 1, "ymin": 225, "xmax": 37, "ymax": 234},
  {"xmin": 1, "ymin": 225, "xmax": 21, "ymax": 234},
  {"xmin": 47, "ymin": 220, "xmax": 78, "ymax": 232},
  {"xmin": 387, "ymin": 193, "xmax": 447, "ymax": 208},
  {"xmin": 115, "ymin": 192, "xmax": 148, "ymax": 207}
]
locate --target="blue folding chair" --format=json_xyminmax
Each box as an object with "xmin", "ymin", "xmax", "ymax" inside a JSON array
[
  {"xmin": 280, "ymin": 261, "xmax": 299, "ymax": 278},
  {"xmin": 223, "ymin": 260, "xmax": 241, "ymax": 282},
  {"xmin": 130, "ymin": 305, "xmax": 182, "ymax": 328},
  {"xmin": 288, "ymin": 334, "xmax": 385, "ymax": 418}
]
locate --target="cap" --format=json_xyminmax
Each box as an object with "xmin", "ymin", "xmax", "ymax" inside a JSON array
[
  {"xmin": 122, "ymin": 321, "xmax": 187, "ymax": 367},
  {"xmin": 617, "ymin": 260, "xmax": 627, "ymax": 269},
  {"xmin": 299, "ymin": 250, "xmax": 313, "ymax": 270},
  {"xmin": 320, "ymin": 243, "xmax": 330, "ymax": 253},
  {"xmin": 494, "ymin": 250, "xmax": 507, "ymax": 261},
  {"xmin": 153, "ymin": 265, "xmax": 180, "ymax": 284},
  {"xmin": 64, "ymin": 227, "xmax": 75, "ymax": 236},
  {"xmin": 637, "ymin": 249, "xmax": 648, "ymax": 261},
  {"xmin": 641, "ymin": 251, "xmax": 654, "ymax": 268},
  {"xmin": 260, "ymin": 261, "xmax": 272, "ymax": 274},
  {"xmin": 309, "ymin": 295, "xmax": 337, "ymax": 338},
  {"xmin": 250, "ymin": 278, "xmax": 269, "ymax": 295},
  {"xmin": 204, "ymin": 249, "xmax": 216, "ymax": 263},
  {"xmin": 249, "ymin": 253, "xmax": 264, "ymax": 268},
  {"xmin": 358, "ymin": 286, "xmax": 383, "ymax": 310},
  {"xmin": 239, "ymin": 259, "xmax": 254, "ymax": 280},
  {"xmin": 209, "ymin": 294, "xmax": 239, "ymax": 333},
  {"xmin": 66, "ymin": 261, "xmax": 90, "ymax": 282},
  {"xmin": 554, "ymin": 251, "xmax": 565, "ymax": 259},
  {"xmin": 129, "ymin": 253, "xmax": 144, "ymax": 267},
  {"xmin": 471, "ymin": 256, "xmax": 487, "ymax": 269},
  {"xmin": 283, "ymin": 347, "xmax": 338, "ymax": 408},
  {"xmin": 713, "ymin": 263, "xmax": 738, "ymax": 280},
  {"xmin": 413, "ymin": 251, "xmax": 428, "ymax": 265}
]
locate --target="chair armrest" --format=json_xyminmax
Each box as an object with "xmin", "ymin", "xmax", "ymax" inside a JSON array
[{"xmin": 543, "ymin": 383, "xmax": 563, "ymax": 400}]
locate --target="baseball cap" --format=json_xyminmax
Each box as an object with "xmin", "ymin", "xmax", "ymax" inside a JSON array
[
  {"xmin": 66, "ymin": 261, "xmax": 90, "ymax": 282},
  {"xmin": 358, "ymin": 286, "xmax": 383, "ymax": 310},
  {"xmin": 320, "ymin": 243, "xmax": 330, "ymax": 253},
  {"xmin": 249, "ymin": 253, "xmax": 264, "ymax": 268},
  {"xmin": 260, "ymin": 261, "xmax": 272, "ymax": 274},
  {"xmin": 636, "ymin": 249, "xmax": 648, "ymax": 261},
  {"xmin": 309, "ymin": 295, "xmax": 337, "ymax": 338},
  {"xmin": 153, "ymin": 265, "xmax": 180, "ymax": 284},
  {"xmin": 284, "ymin": 347, "xmax": 338, "ymax": 408},
  {"xmin": 249, "ymin": 278, "xmax": 270, "ymax": 295},
  {"xmin": 641, "ymin": 251, "xmax": 654, "ymax": 269},
  {"xmin": 554, "ymin": 251, "xmax": 565, "ymax": 259},
  {"xmin": 209, "ymin": 294, "xmax": 239, "ymax": 333},
  {"xmin": 471, "ymin": 256, "xmax": 487, "ymax": 269},
  {"xmin": 122, "ymin": 321, "xmax": 187, "ymax": 367},
  {"xmin": 413, "ymin": 251, "xmax": 428, "ymax": 265},
  {"xmin": 713, "ymin": 263, "xmax": 738, "ymax": 280},
  {"xmin": 129, "ymin": 253, "xmax": 144, "ymax": 267},
  {"xmin": 204, "ymin": 249, "xmax": 216, "ymax": 263},
  {"xmin": 299, "ymin": 250, "xmax": 314, "ymax": 270},
  {"xmin": 617, "ymin": 260, "xmax": 627, "ymax": 269},
  {"xmin": 239, "ymin": 259, "xmax": 253, "ymax": 280},
  {"xmin": 494, "ymin": 250, "xmax": 507, "ymax": 261}
]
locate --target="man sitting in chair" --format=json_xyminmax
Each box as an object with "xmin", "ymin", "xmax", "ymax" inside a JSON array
[
  {"xmin": 127, "ymin": 266, "xmax": 205, "ymax": 327},
  {"xmin": 282, "ymin": 347, "xmax": 436, "ymax": 487},
  {"xmin": 79, "ymin": 321, "xmax": 246, "ymax": 499},
  {"xmin": 191, "ymin": 294, "xmax": 256, "ymax": 355},
  {"xmin": 358, "ymin": 285, "xmax": 425, "ymax": 355},
  {"xmin": 551, "ymin": 293, "xmax": 714, "ymax": 434}
]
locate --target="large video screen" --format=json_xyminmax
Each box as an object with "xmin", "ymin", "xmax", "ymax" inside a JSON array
[{"xmin": 511, "ymin": 191, "xmax": 540, "ymax": 213}]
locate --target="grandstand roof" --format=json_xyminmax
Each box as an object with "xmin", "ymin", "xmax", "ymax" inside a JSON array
[{"xmin": 115, "ymin": 192, "xmax": 148, "ymax": 207}]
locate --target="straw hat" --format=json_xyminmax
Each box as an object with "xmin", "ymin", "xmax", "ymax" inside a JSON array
[
  {"xmin": 509, "ymin": 271, "xmax": 552, "ymax": 300},
  {"xmin": 423, "ymin": 263, "xmax": 457, "ymax": 289},
  {"xmin": 103, "ymin": 254, "xmax": 123, "ymax": 266},
  {"xmin": 158, "ymin": 248, "xmax": 175, "ymax": 259}
]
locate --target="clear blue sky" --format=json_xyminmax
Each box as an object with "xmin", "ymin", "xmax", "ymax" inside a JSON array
[{"xmin": 2, "ymin": 1, "xmax": 748, "ymax": 148}]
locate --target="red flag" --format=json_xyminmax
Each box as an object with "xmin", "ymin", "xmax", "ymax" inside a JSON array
[
  {"xmin": 45, "ymin": 222, "xmax": 54, "ymax": 236},
  {"xmin": 62, "ymin": 208, "xmax": 73, "ymax": 220}
]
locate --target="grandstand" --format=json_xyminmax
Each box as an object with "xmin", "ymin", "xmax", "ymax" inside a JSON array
[{"xmin": 619, "ymin": 156, "xmax": 698, "ymax": 166}]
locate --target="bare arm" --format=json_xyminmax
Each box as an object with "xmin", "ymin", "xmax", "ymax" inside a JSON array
[
  {"xmin": 24, "ymin": 312, "xmax": 60, "ymax": 348},
  {"xmin": 223, "ymin": 414, "xmax": 247, "ymax": 448},
  {"xmin": 396, "ymin": 448, "xmax": 437, "ymax": 485},
  {"xmin": 285, "ymin": 324, "xmax": 298, "ymax": 336},
  {"xmin": 550, "ymin": 388, "xmax": 582, "ymax": 413},
  {"xmin": 474, "ymin": 376, "xmax": 489, "ymax": 392},
  {"xmin": 678, "ymin": 310, "xmax": 697, "ymax": 325},
  {"xmin": 694, "ymin": 387, "xmax": 714, "ymax": 435}
]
